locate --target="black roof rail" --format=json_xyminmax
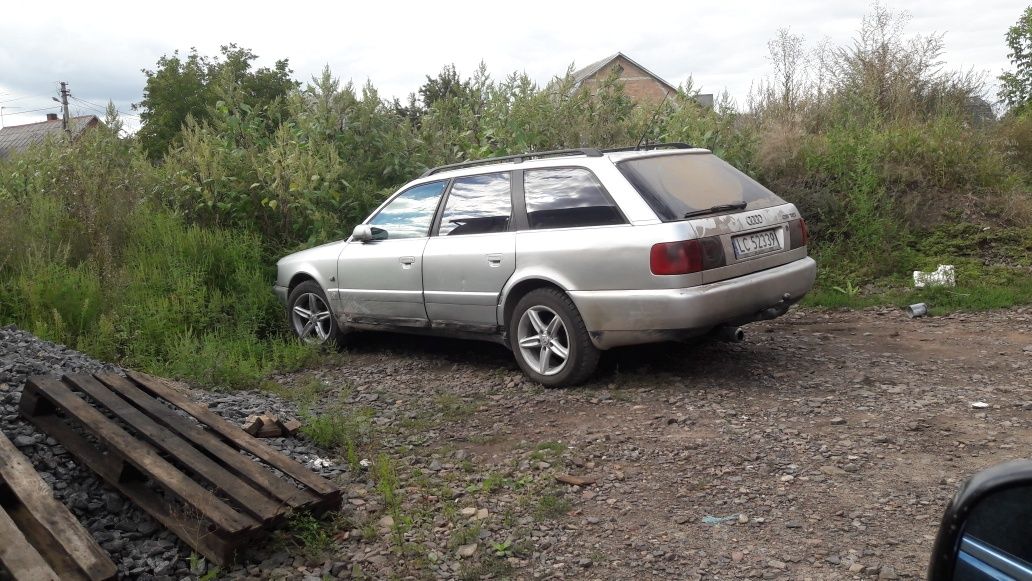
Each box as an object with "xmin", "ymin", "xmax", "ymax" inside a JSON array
[
  {"xmin": 601, "ymin": 142, "xmax": 695, "ymax": 153},
  {"xmin": 419, "ymin": 148, "xmax": 603, "ymax": 177}
]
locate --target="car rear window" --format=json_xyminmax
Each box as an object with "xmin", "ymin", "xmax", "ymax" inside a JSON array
[{"xmin": 617, "ymin": 152, "xmax": 784, "ymax": 221}]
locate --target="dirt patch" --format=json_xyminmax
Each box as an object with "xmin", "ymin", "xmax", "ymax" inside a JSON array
[{"xmin": 256, "ymin": 306, "xmax": 1032, "ymax": 580}]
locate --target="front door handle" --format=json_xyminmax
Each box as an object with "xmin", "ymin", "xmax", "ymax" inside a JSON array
[
  {"xmin": 399, "ymin": 256, "xmax": 415, "ymax": 269},
  {"xmin": 487, "ymin": 253, "xmax": 502, "ymax": 267}
]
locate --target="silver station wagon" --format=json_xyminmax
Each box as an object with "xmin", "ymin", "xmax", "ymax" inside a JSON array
[{"xmin": 274, "ymin": 144, "xmax": 816, "ymax": 386}]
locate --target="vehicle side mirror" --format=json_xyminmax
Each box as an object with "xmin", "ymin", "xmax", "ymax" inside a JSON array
[
  {"xmin": 352, "ymin": 225, "xmax": 373, "ymax": 242},
  {"xmin": 351, "ymin": 225, "xmax": 388, "ymax": 242},
  {"xmin": 928, "ymin": 460, "xmax": 1032, "ymax": 580}
]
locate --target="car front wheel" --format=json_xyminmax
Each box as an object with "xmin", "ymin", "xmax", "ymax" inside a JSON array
[
  {"xmin": 510, "ymin": 288, "xmax": 599, "ymax": 387},
  {"xmin": 287, "ymin": 281, "xmax": 340, "ymax": 345}
]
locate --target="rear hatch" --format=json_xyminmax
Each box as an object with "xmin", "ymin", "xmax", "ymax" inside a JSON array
[{"xmin": 616, "ymin": 151, "xmax": 809, "ymax": 283}]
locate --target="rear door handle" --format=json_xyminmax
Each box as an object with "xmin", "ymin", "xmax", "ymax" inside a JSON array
[
  {"xmin": 487, "ymin": 253, "xmax": 502, "ymax": 267},
  {"xmin": 399, "ymin": 256, "xmax": 415, "ymax": 269}
]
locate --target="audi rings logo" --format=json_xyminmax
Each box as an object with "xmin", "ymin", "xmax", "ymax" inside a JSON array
[{"xmin": 745, "ymin": 214, "xmax": 763, "ymax": 226}]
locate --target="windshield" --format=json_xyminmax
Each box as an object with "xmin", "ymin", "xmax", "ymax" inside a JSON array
[{"xmin": 617, "ymin": 152, "xmax": 784, "ymax": 221}]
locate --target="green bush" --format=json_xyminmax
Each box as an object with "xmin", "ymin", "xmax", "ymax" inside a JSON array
[{"xmin": 0, "ymin": 128, "xmax": 313, "ymax": 389}]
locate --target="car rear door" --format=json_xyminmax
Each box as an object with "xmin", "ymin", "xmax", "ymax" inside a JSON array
[
  {"xmin": 335, "ymin": 180, "xmax": 447, "ymax": 327},
  {"xmin": 422, "ymin": 171, "xmax": 515, "ymax": 331}
]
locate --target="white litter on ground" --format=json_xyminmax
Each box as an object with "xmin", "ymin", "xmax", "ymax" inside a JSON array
[
  {"xmin": 913, "ymin": 265, "xmax": 956, "ymax": 288},
  {"xmin": 311, "ymin": 456, "xmax": 335, "ymax": 469}
]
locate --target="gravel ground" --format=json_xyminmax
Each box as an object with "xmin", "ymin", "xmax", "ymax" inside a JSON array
[
  {"xmin": 2, "ymin": 306, "xmax": 1031, "ymax": 580},
  {"xmin": 258, "ymin": 306, "xmax": 1032, "ymax": 580}
]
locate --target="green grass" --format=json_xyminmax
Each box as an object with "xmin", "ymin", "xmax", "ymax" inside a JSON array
[
  {"xmin": 0, "ymin": 198, "xmax": 316, "ymax": 389},
  {"xmin": 434, "ymin": 394, "xmax": 478, "ymax": 419},
  {"xmin": 287, "ymin": 510, "xmax": 345, "ymax": 558},
  {"xmin": 529, "ymin": 440, "xmax": 567, "ymax": 462},
  {"xmin": 533, "ymin": 493, "xmax": 572, "ymax": 521},
  {"xmin": 300, "ymin": 405, "xmax": 375, "ymax": 468},
  {"xmin": 806, "ymin": 222, "xmax": 1032, "ymax": 313},
  {"xmin": 459, "ymin": 558, "xmax": 515, "ymax": 581}
]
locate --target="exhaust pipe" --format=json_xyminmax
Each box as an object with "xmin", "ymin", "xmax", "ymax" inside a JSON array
[{"xmin": 716, "ymin": 326, "xmax": 745, "ymax": 343}]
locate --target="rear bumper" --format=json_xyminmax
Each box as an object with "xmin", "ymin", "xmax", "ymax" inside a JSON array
[{"xmin": 569, "ymin": 257, "xmax": 817, "ymax": 349}]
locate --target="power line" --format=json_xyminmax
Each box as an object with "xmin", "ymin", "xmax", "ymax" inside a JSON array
[
  {"xmin": 0, "ymin": 93, "xmax": 51, "ymax": 104},
  {"xmin": 69, "ymin": 95, "xmax": 140, "ymax": 119},
  {"xmin": 69, "ymin": 97, "xmax": 108, "ymax": 115},
  {"xmin": 1, "ymin": 106, "xmax": 61, "ymax": 116}
]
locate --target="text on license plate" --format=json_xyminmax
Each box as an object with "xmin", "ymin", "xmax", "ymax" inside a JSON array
[{"xmin": 732, "ymin": 228, "xmax": 781, "ymax": 258}]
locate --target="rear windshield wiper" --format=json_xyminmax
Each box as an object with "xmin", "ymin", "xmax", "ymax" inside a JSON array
[{"xmin": 682, "ymin": 202, "xmax": 748, "ymax": 219}]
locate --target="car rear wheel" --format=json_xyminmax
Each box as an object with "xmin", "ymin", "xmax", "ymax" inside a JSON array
[
  {"xmin": 287, "ymin": 281, "xmax": 341, "ymax": 346},
  {"xmin": 510, "ymin": 288, "xmax": 599, "ymax": 387}
]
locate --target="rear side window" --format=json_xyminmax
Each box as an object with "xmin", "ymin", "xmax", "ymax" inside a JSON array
[
  {"xmin": 438, "ymin": 172, "xmax": 512, "ymax": 236},
  {"xmin": 617, "ymin": 153, "xmax": 784, "ymax": 221},
  {"xmin": 523, "ymin": 168, "xmax": 624, "ymax": 230}
]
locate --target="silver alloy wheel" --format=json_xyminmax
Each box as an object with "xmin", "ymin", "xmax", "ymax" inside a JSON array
[
  {"xmin": 291, "ymin": 292, "xmax": 333, "ymax": 344},
  {"xmin": 516, "ymin": 305, "xmax": 570, "ymax": 376}
]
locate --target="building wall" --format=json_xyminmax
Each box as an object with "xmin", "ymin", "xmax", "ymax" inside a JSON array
[{"xmin": 580, "ymin": 55, "xmax": 672, "ymax": 104}]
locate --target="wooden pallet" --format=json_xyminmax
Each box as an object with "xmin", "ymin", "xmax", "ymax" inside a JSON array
[
  {"xmin": 0, "ymin": 432, "xmax": 117, "ymax": 580},
  {"xmin": 19, "ymin": 371, "xmax": 342, "ymax": 566}
]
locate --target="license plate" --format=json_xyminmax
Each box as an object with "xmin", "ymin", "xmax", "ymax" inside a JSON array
[{"xmin": 732, "ymin": 228, "xmax": 782, "ymax": 258}]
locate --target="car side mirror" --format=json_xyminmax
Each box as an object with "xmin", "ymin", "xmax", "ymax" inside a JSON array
[
  {"xmin": 928, "ymin": 460, "xmax": 1032, "ymax": 580},
  {"xmin": 352, "ymin": 225, "xmax": 373, "ymax": 242},
  {"xmin": 351, "ymin": 225, "xmax": 388, "ymax": 242}
]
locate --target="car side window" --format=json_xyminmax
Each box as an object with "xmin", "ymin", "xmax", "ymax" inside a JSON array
[
  {"xmin": 367, "ymin": 181, "xmax": 447, "ymax": 240},
  {"xmin": 523, "ymin": 168, "xmax": 624, "ymax": 230},
  {"xmin": 437, "ymin": 172, "xmax": 512, "ymax": 236}
]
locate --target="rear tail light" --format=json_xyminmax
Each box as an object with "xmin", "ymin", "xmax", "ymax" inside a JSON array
[
  {"xmin": 788, "ymin": 218, "xmax": 809, "ymax": 249},
  {"xmin": 650, "ymin": 236, "xmax": 726, "ymax": 275}
]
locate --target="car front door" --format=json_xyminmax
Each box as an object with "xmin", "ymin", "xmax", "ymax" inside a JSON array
[
  {"xmin": 335, "ymin": 180, "xmax": 447, "ymax": 328},
  {"xmin": 422, "ymin": 171, "xmax": 516, "ymax": 331}
]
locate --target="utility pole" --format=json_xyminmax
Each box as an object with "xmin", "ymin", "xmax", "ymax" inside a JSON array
[{"xmin": 57, "ymin": 82, "xmax": 70, "ymax": 131}]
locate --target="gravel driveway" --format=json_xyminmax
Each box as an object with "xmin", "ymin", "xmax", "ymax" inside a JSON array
[
  {"xmin": 264, "ymin": 306, "xmax": 1032, "ymax": 580},
  {"xmin": 3, "ymin": 306, "xmax": 1031, "ymax": 580}
]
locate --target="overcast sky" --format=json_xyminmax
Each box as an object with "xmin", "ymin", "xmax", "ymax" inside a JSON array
[{"xmin": 0, "ymin": 0, "xmax": 1023, "ymax": 132}]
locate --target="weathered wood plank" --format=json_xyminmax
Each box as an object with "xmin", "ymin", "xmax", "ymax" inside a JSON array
[
  {"xmin": 94, "ymin": 373, "xmax": 317, "ymax": 509},
  {"xmin": 0, "ymin": 508, "xmax": 61, "ymax": 581},
  {"xmin": 0, "ymin": 432, "xmax": 116, "ymax": 581},
  {"xmin": 66, "ymin": 374, "xmax": 282, "ymax": 523},
  {"xmin": 22, "ymin": 377, "xmax": 257, "ymax": 535},
  {"xmin": 22, "ymin": 410, "xmax": 243, "ymax": 566},
  {"xmin": 126, "ymin": 371, "xmax": 340, "ymax": 499}
]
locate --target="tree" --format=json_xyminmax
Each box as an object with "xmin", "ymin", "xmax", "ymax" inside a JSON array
[
  {"xmin": 134, "ymin": 49, "xmax": 212, "ymax": 160},
  {"xmin": 134, "ymin": 45, "xmax": 297, "ymax": 160},
  {"xmin": 767, "ymin": 27, "xmax": 807, "ymax": 112},
  {"xmin": 999, "ymin": 5, "xmax": 1032, "ymax": 113}
]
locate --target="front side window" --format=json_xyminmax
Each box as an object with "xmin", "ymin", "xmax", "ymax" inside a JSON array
[
  {"xmin": 437, "ymin": 172, "xmax": 512, "ymax": 236},
  {"xmin": 367, "ymin": 181, "xmax": 447, "ymax": 239},
  {"xmin": 523, "ymin": 168, "xmax": 624, "ymax": 230}
]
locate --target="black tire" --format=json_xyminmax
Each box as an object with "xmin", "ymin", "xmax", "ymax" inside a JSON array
[
  {"xmin": 509, "ymin": 287, "xmax": 600, "ymax": 387},
  {"xmin": 286, "ymin": 281, "xmax": 343, "ymax": 346}
]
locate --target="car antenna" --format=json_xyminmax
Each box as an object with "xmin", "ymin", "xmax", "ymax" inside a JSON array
[{"xmin": 635, "ymin": 90, "xmax": 671, "ymax": 150}]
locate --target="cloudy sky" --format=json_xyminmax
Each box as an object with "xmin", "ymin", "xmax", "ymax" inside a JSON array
[{"xmin": 0, "ymin": 0, "xmax": 1023, "ymax": 131}]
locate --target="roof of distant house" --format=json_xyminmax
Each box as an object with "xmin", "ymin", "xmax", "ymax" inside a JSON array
[
  {"xmin": 571, "ymin": 52, "xmax": 679, "ymax": 94},
  {"xmin": 0, "ymin": 115, "xmax": 100, "ymax": 159}
]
